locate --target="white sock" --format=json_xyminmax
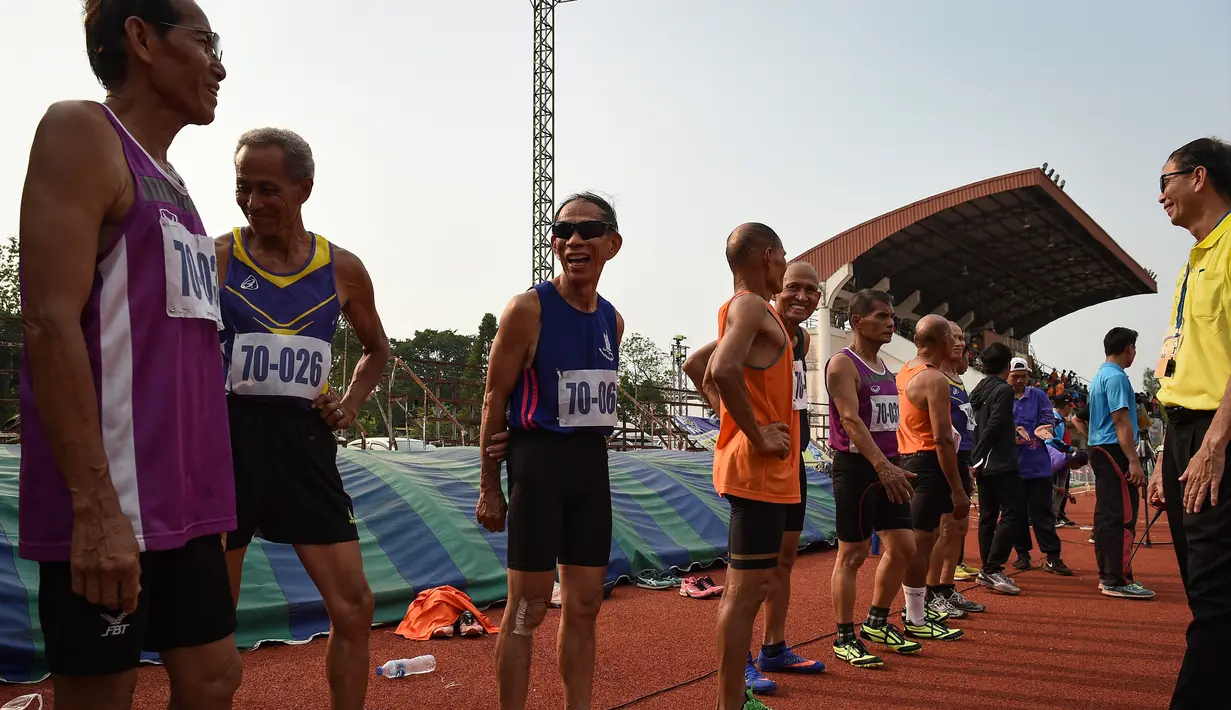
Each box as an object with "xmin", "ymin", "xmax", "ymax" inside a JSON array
[{"xmin": 903, "ymin": 585, "xmax": 927, "ymax": 626}]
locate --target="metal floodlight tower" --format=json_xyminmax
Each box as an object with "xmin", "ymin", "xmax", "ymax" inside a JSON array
[{"xmin": 530, "ymin": 0, "xmax": 576, "ymax": 286}]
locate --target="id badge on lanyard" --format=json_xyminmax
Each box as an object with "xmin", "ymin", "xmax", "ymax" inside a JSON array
[{"xmin": 1157, "ymin": 265, "xmax": 1189, "ymax": 378}]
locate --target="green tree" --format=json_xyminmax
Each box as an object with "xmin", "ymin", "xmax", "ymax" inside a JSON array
[
  {"xmin": 0, "ymin": 236, "xmax": 19, "ymax": 424},
  {"xmin": 617, "ymin": 333, "xmax": 673, "ymax": 419},
  {"xmin": 1143, "ymin": 367, "xmax": 1161, "ymax": 399},
  {"xmin": 461, "ymin": 313, "xmax": 499, "ymax": 431}
]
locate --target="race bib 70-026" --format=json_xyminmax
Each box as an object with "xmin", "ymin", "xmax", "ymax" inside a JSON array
[
  {"xmin": 229, "ymin": 332, "xmax": 332, "ymax": 400},
  {"xmin": 557, "ymin": 369, "xmax": 618, "ymax": 428},
  {"xmin": 792, "ymin": 360, "xmax": 808, "ymax": 411},
  {"xmin": 160, "ymin": 209, "xmax": 221, "ymax": 327},
  {"xmin": 869, "ymin": 394, "xmax": 900, "ymax": 433}
]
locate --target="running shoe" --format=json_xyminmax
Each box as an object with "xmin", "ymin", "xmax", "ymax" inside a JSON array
[
  {"xmin": 976, "ymin": 571, "xmax": 1021, "ymax": 595},
  {"xmin": 1054, "ymin": 520, "xmax": 1066, "ymax": 528},
  {"xmin": 758, "ymin": 646, "xmax": 825, "ymax": 674},
  {"xmin": 636, "ymin": 570, "xmax": 675, "ymax": 590},
  {"xmin": 928, "ymin": 594, "xmax": 964, "ymax": 620},
  {"xmin": 431, "ymin": 622, "xmax": 455, "ymax": 639},
  {"xmin": 924, "ymin": 602, "xmax": 950, "ymax": 623},
  {"xmin": 902, "ymin": 614, "xmax": 964, "ymax": 641},
  {"xmin": 742, "ymin": 688, "xmax": 774, "ymax": 710},
  {"xmin": 1045, "ymin": 559, "xmax": 1073, "ymax": 576},
  {"xmin": 550, "ymin": 581, "xmax": 562, "ymax": 608},
  {"xmin": 458, "ymin": 610, "xmax": 485, "ymax": 637},
  {"xmin": 953, "ymin": 562, "xmax": 980, "ymax": 581},
  {"xmin": 1062, "ymin": 518, "xmax": 1077, "ymax": 528},
  {"xmin": 1013, "ymin": 554, "xmax": 1032, "ymax": 571},
  {"xmin": 680, "ymin": 575, "xmax": 723, "ymax": 599},
  {"xmin": 946, "ymin": 589, "xmax": 985, "ymax": 613},
  {"xmin": 859, "ymin": 621, "xmax": 922, "ymax": 654},
  {"xmin": 1102, "ymin": 582, "xmax": 1156, "ymax": 599},
  {"xmin": 832, "ymin": 637, "xmax": 883, "ymax": 668},
  {"xmin": 745, "ymin": 654, "xmax": 777, "ymax": 695}
]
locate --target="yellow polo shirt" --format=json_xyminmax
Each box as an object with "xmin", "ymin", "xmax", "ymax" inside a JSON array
[{"xmin": 1157, "ymin": 212, "xmax": 1231, "ymax": 411}]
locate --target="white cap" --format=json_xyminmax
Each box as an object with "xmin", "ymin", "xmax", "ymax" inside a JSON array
[{"xmin": 1010, "ymin": 356, "xmax": 1029, "ymax": 372}]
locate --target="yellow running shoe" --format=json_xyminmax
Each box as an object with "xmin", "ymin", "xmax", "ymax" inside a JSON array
[
  {"xmin": 859, "ymin": 621, "xmax": 922, "ymax": 654},
  {"xmin": 832, "ymin": 637, "xmax": 884, "ymax": 668},
  {"xmin": 954, "ymin": 563, "xmax": 980, "ymax": 580},
  {"xmin": 902, "ymin": 614, "xmax": 964, "ymax": 641}
]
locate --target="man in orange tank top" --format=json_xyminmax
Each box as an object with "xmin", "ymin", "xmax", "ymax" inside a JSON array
[
  {"xmin": 895, "ymin": 315, "xmax": 967, "ymax": 642},
  {"xmin": 708, "ymin": 223, "xmax": 797, "ymax": 710}
]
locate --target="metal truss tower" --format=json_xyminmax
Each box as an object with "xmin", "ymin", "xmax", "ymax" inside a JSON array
[{"xmin": 530, "ymin": 0, "xmax": 575, "ymax": 286}]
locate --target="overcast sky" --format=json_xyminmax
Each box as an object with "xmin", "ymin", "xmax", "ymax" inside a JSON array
[{"xmin": 4, "ymin": 0, "xmax": 1228, "ymax": 388}]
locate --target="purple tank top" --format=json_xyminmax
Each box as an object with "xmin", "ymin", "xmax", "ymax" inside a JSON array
[
  {"xmin": 826, "ymin": 347, "xmax": 900, "ymax": 457},
  {"xmin": 18, "ymin": 104, "xmax": 235, "ymax": 562}
]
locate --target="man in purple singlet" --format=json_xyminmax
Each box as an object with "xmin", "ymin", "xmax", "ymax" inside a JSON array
[
  {"xmin": 824, "ymin": 289, "xmax": 920, "ymax": 667},
  {"xmin": 18, "ymin": 2, "xmax": 238, "ymax": 708}
]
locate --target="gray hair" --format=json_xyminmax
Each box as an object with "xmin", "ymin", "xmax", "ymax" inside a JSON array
[{"xmin": 235, "ymin": 127, "xmax": 316, "ymax": 182}]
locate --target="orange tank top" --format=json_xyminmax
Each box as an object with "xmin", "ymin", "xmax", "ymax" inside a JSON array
[
  {"xmin": 712, "ymin": 292, "xmax": 801, "ymax": 504},
  {"xmin": 896, "ymin": 359, "xmax": 938, "ymax": 454}
]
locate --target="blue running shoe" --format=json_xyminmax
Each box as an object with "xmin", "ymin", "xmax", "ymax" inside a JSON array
[
  {"xmin": 758, "ymin": 646, "xmax": 826, "ymax": 674},
  {"xmin": 745, "ymin": 654, "xmax": 777, "ymax": 695}
]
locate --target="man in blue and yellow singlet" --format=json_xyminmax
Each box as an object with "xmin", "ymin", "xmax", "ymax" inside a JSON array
[
  {"xmin": 476, "ymin": 192, "xmax": 624, "ymax": 710},
  {"xmin": 215, "ymin": 128, "xmax": 390, "ymax": 710}
]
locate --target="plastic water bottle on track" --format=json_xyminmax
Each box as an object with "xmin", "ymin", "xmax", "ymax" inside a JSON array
[{"xmin": 375, "ymin": 655, "xmax": 436, "ymax": 678}]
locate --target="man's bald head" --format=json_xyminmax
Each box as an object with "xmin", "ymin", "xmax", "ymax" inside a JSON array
[
  {"xmin": 725, "ymin": 222, "xmax": 783, "ymax": 270},
  {"xmin": 914, "ymin": 314, "xmax": 951, "ymax": 348},
  {"xmin": 785, "ymin": 261, "xmax": 819, "ymax": 282}
]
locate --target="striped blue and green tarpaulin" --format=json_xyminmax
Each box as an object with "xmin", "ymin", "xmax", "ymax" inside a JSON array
[{"xmin": 0, "ymin": 444, "xmax": 835, "ymax": 683}]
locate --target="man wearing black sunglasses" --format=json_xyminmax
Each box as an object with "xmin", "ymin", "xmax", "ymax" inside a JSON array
[
  {"xmin": 18, "ymin": 1, "xmax": 237, "ymax": 709},
  {"xmin": 476, "ymin": 192, "xmax": 624, "ymax": 710}
]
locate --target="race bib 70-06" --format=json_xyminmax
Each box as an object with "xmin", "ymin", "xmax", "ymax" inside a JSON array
[
  {"xmin": 557, "ymin": 369, "xmax": 618, "ymax": 428},
  {"xmin": 229, "ymin": 332, "xmax": 332, "ymax": 400},
  {"xmin": 160, "ymin": 209, "xmax": 221, "ymax": 327},
  {"xmin": 869, "ymin": 394, "xmax": 900, "ymax": 433}
]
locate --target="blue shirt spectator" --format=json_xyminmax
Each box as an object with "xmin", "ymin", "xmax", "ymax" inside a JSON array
[
  {"xmin": 1013, "ymin": 386, "xmax": 1054, "ymax": 479},
  {"xmin": 1088, "ymin": 361, "xmax": 1137, "ymax": 447}
]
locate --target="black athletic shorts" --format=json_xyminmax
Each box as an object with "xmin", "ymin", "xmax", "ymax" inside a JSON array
[
  {"xmin": 39, "ymin": 534, "xmax": 236, "ymax": 676},
  {"xmin": 831, "ymin": 450, "xmax": 912, "ymax": 543},
  {"xmin": 226, "ymin": 395, "xmax": 358, "ymax": 550},
  {"xmin": 957, "ymin": 451, "xmax": 973, "ymax": 496},
  {"xmin": 506, "ymin": 429, "xmax": 612, "ymax": 572},
  {"xmin": 903, "ymin": 450, "xmax": 968, "ymax": 532},
  {"xmin": 784, "ymin": 458, "xmax": 809, "ymax": 533},
  {"xmin": 726, "ymin": 495, "xmax": 788, "ymax": 570}
]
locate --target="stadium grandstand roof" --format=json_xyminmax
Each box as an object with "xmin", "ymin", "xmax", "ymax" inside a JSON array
[{"xmin": 793, "ymin": 168, "xmax": 1158, "ymax": 337}]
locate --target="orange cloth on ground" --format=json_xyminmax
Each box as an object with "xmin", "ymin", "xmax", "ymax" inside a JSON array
[{"xmin": 394, "ymin": 585, "xmax": 500, "ymax": 640}]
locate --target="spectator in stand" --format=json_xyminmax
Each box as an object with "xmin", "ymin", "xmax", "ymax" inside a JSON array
[{"xmin": 1008, "ymin": 357, "xmax": 1072, "ymax": 575}]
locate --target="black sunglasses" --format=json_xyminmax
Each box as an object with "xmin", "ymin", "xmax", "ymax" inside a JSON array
[
  {"xmin": 1160, "ymin": 169, "xmax": 1194, "ymax": 193},
  {"xmin": 551, "ymin": 220, "xmax": 614, "ymax": 241}
]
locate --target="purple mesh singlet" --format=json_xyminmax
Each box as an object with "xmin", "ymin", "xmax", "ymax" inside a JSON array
[
  {"xmin": 826, "ymin": 347, "xmax": 900, "ymax": 457},
  {"xmin": 18, "ymin": 104, "xmax": 235, "ymax": 561}
]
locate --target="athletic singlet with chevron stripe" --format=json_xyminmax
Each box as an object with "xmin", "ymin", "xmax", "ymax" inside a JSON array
[{"xmin": 219, "ymin": 227, "xmax": 340, "ymax": 407}]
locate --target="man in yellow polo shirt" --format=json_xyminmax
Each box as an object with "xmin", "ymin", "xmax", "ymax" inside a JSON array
[{"xmin": 1152, "ymin": 136, "xmax": 1231, "ymax": 710}]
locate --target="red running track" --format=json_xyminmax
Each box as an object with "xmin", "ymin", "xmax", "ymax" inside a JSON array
[{"xmin": 1, "ymin": 494, "xmax": 1187, "ymax": 709}]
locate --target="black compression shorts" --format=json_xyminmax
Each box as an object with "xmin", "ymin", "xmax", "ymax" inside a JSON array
[
  {"xmin": 784, "ymin": 458, "xmax": 808, "ymax": 533},
  {"xmin": 226, "ymin": 395, "xmax": 358, "ymax": 550},
  {"xmin": 903, "ymin": 450, "xmax": 967, "ymax": 532},
  {"xmin": 831, "ymin": 450, "xmax": 912, "ymax": 543},
  {"xmin": 506, "ymin": 429, "xmax": 612, "ymax": 572},
  {"xmin": 39, "ymin": 534, "xmax": 236, "ymax": 676},
  {"xmin": 726, "ymin": 495, "xmax": 788, "ymax": 570}
]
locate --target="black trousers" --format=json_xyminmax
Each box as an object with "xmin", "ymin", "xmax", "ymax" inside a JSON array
[
  {"xmin": 1014, "ymin": 476, "xmax": 1063, "ymax": 561},
  {"xmin": 1163, "ymin": 409, "xmax": 1231, "ymax": 710},
  {"xmin": 975, "ymin": 470, "xmax": 1026, "ymax": 574},
  {"xmin": 1053, "ymin": 470, "xmax": 1071, "ymax": 519},
  {"xmin": 1090, "ymin": 445, "xmax": 1139, "ymax": 587}
]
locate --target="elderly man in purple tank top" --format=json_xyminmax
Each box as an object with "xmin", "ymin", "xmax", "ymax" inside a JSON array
[
  {"xmin": 824, "ymin": 289, "xmax": 921, "ymax": 667},
  {"xmin": 18, "ymin": 1, "xmax": 239, "ymax": 709}
]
